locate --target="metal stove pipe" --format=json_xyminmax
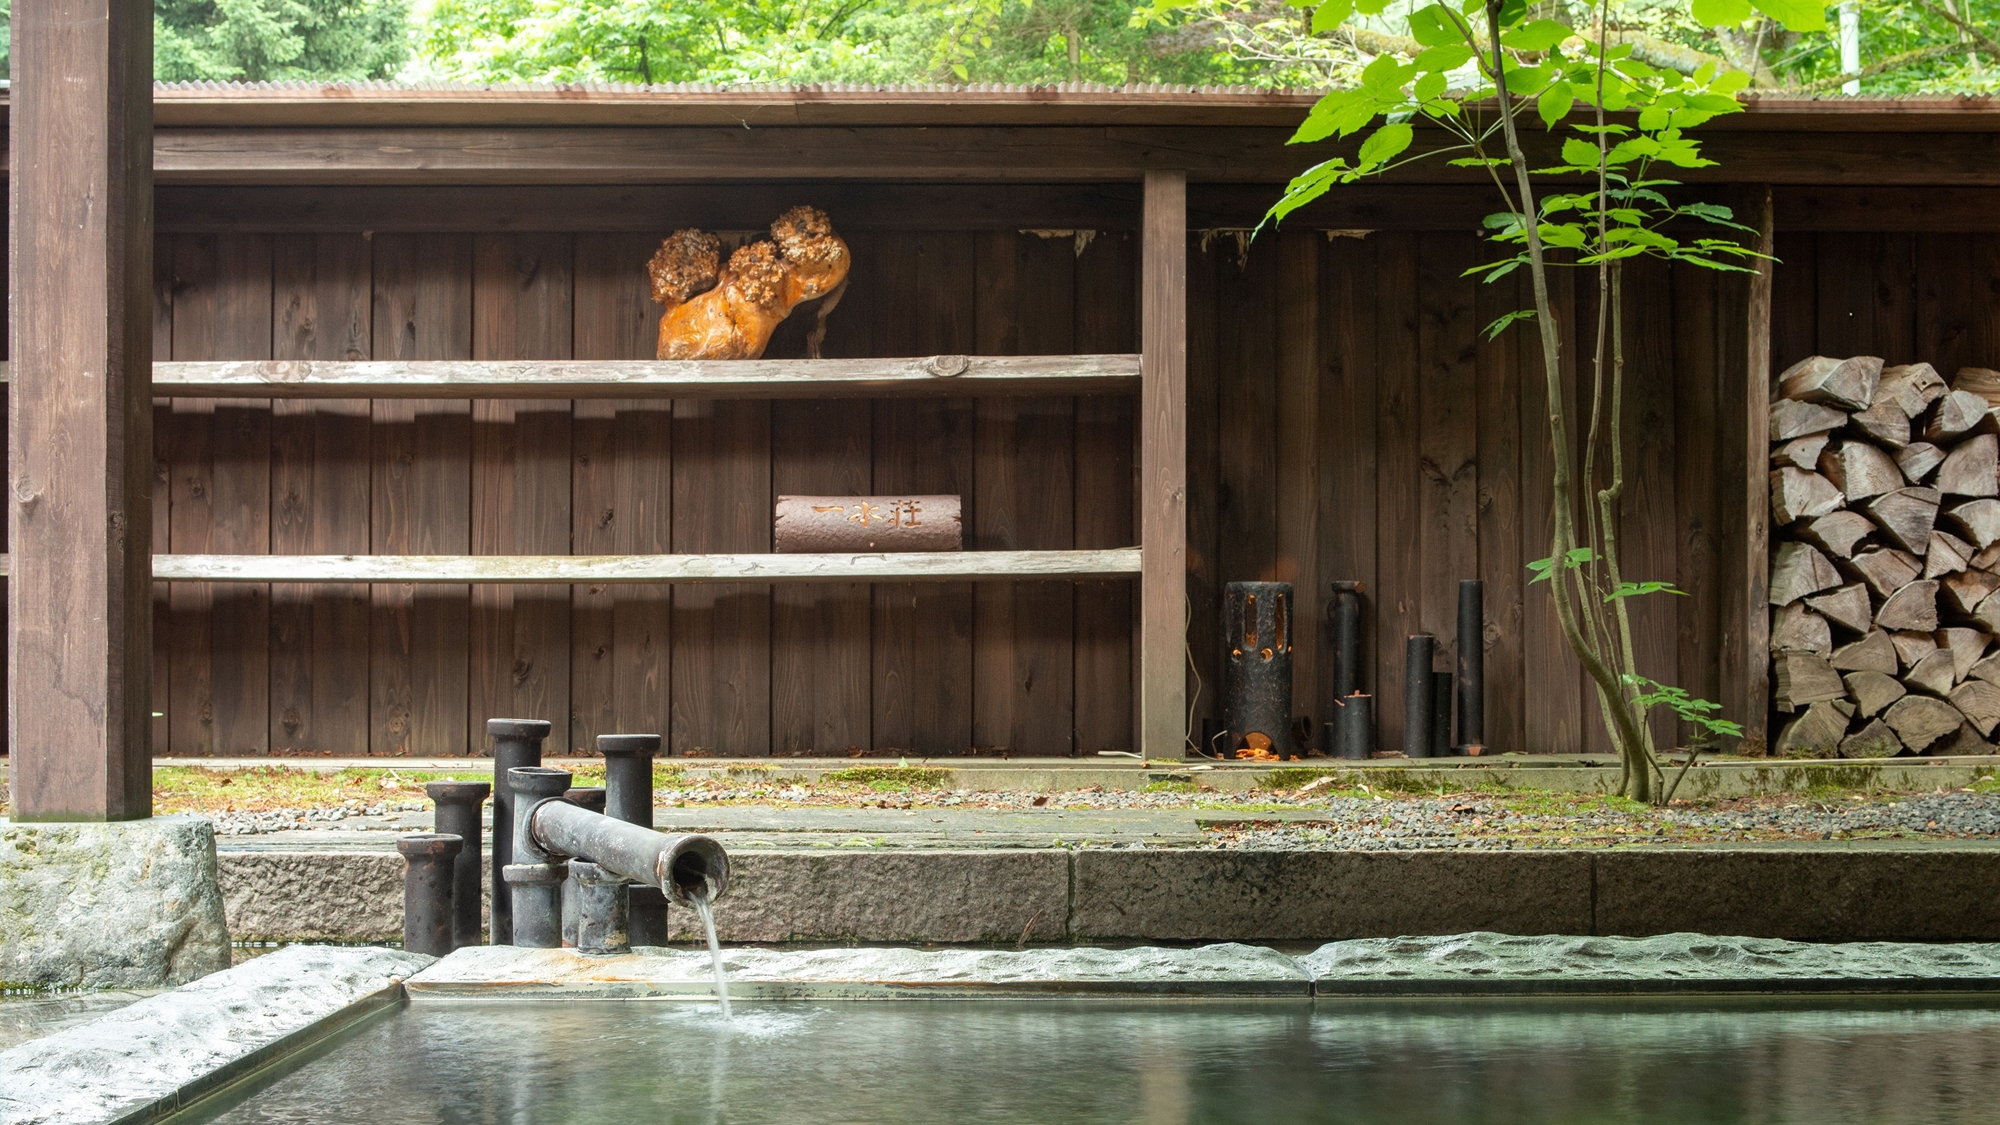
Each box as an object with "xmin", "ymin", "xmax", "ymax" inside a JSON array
[
  {"xmin": 424, "ymin": 780, "xmax": 489, "ymax": 950},
  {"xmin": 1404, "ymin": 635, "xmax": 1435, "ymax": 759},
  {"xmin": 488, "ymin": 718, "xmax": 552, "ymax": 945},
  {"xmin": 559, "ymin": 787, "xmax": 606, "ymax": 948},
  {"xmin": 599, "ymin": 733, "xmax": 668, "ymax": 945},
  {"xmin": 399, "ymin": 832, "xmax": 463, "ymax": 957},
  {"xmin": 509, "ymin": 766, "xmax": 731, "ymax": 912}
]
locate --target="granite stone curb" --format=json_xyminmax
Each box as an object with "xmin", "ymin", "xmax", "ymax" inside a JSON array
[
  {"xmin": 406, "ymin": 942, "xmax": 1311, "ymax": 999},
  {"xmin": 1, "ymin": 816, "xmax": 231, "ymax": 991},
  {"xmin": 1070, "ymin": 850, "xmax": 1596, "ymax": 940},
  {"xmin": 1302, "ymin": 931, "xmax": 2000, "ymax": 994},
  {"xmin": 0, "ymin": 945, "xmax": 432, "ymax": 1125}
]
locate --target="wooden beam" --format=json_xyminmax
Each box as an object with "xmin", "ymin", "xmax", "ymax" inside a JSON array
[
  {"xmin": 143, "ymin": 126, "xmax": 2000, "ymax": 187},
  {"xmin": 1141, "ymin": 170, "xmax": 1190, "ymax": 761},
  {"xmin": 139, "ymin": 355, "xmax": 1138, "ymax": 399},
  {"xmin": 8, "ymin": 0, "xmax": 154, "ymax": 819},
  {"xmin": 131, "ymin": 550, "xmax": 1142, "ymax": 584},
  {"xmin": 1740, "ymin": 185, "xmax": 1777, "ymax": 754}
]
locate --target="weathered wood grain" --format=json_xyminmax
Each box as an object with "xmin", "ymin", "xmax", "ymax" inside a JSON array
[
  {"xmin": 1139, "ymin": 172, "xmax": 1190, "ymax": 759},
  {"xmin": 1072, "ymin": 230, "xmax": 1138, "ymax": 755},
  {"xmin": 269, "ymin": 233, "xmax": 371, "ymax": 753},
  {"xmin": 6, "ymin": 0, "xmax": 155, "ymax": 816},
  {"xmin": 369, "ymin": 234, "xmax": 473, "ymax": 757},
  {"xmin": 1417, "ymin": 232, "xmax": 1480, "ymax": 748}
]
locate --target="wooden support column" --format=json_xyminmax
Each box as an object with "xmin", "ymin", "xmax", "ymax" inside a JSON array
[
  {"xmin": 1738, "ymin": 185, "xmax": 1776, "ymax": 754},
  {"xmin": 1140, "ymin": 171, "xmax": 1189, "ymax": 760},
  {"xmin": 8, "ymin": 0, "xmax": 155, "ymax": 818}
]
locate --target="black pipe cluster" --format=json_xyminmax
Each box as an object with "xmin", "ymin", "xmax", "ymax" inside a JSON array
[{"xmin": 399, "ymin": 720, "xmax": 712, "ymax": 958}]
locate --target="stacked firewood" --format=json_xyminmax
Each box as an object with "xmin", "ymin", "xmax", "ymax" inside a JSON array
[{"xmin": 1771, "ymin": 356, "xmax": 2000, "ymax": 757}]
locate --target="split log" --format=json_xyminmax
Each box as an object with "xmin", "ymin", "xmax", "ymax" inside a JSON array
[
  {"xmin": 1938, "ymin": 626, "xmax": 1990, "ymax": 681},
  {"xmin": 1883, "ymin": 694, "xmax": 1966, "ymax": 752},
  {"xmin": 1771, "ymin": 603, "xmax": 1833, "ymax": 653},
  {"xmin": 1946, "ymin": 499, "xmax": 2000, "ymax": 549},
  {"xmin": 1925, "ymin": 390, "xmax": 1990, "ymax": 443},
  {"xmin": 1935, "ymin": 434, "xmax": 1999, "ymax": 498},
  {"xmin": 1942, "ymin": 569, "xmax": 2000, "ymax": 616},
  {"xmin": 1774, "ymin": 700, "xmax": 1853, "ymax": 756},
  {"xmin": 1878, "ymin": 362, "xmax": 1947, "ymax": 417},
  {"xmin": 1781, "ymin": 355, "xmax": 1882, "ymax": 409},
  {"xmin": 1876, "ymin": 579, "xmax": 1940, "ymax": 632},
  {"xmin": 1864, "ymin": 487, "xmax": 1941, "ymax": 554},
  {"xmin": 1949, "ymin": 680, "xmax": 2000, "ymax": 737},
  {"xmin": 1847, "ymin": 400, "xmax": 1911, "ymax": 447},
  {"xmin": 1773, "ymin": 434, "xmax": 1832, "ymax": 471},
  {"xmin": 1935, "ymin": 722, "xmax": 1997, "ymax": 756},
  {"xmin": 1839, "ymin": 717, "xmax": 1906, "ymax": 758},
  {"xmin": 1894, "ymin": 442, "xmax": 1946, "ymax": 484},
  {"xmin": 1819, "ymin": 441, "xmax": 1904, "ymax": 502},
  {"xmin": 1846, "ymin": 547, "xmax": 1921, "ymax": 598},
  {"xmin": 1971, "ymin": 651, "xmax": 2000, "ymax": 686},
  {"xmin": 1773, "ymin": 651, "xmax": 1847, "ymax": 711},
  {"xmin": 1771, "ymin": 399, "xmax": 1848, "ymax": 441},
  {"xmin": 1842, "ymin": 670, "xmax": 1906, "ymax": 719},
  {"xmin": 1770, "ymin": 541, "xmax": 1843, "ymax": 605},
  {"xmin": 1800, "ymin": 511, "xmax": 1875, "ymax": 559},
  {"xmin": 1830, "ymin": 630, "xmax": 1898, "ymax": 673},
  {"xmin": 1770, "ymin": 468, "xmax": 1845, "ymax": 525},
  {"xmin": 1803, "ymin": 582, "xmax": 1873, "ymax": 633},
  {"xmin": 1977, "ymin": 598, "xmax": 2000, "ymax": 634},
  {"xmin": 1952, "ymin": 366, "xmax": 2000, "ymax": 407},
  {"xmin": 1904, "ymin": 648, "xmax": 1957, "ymax": 695},
  {"xmin": 1924, "ymin": 530, "xmax": 1974, "ymax": 579},
  {"xmin": 1890, "ymin": 629, "xmax": 1939, "ymax": 670},
  {"xmin": 773, "ymin": 495, "xmax": 963, "ymax": 553},
  {"xmin": 1974, "ymin": 542, "xmax": 2000, "ymax": 570}
]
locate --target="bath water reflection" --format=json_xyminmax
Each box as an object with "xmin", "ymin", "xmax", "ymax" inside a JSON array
[{"xmin": 173, "ymin": 996, "xmax": 2000, "ymax": 1125}]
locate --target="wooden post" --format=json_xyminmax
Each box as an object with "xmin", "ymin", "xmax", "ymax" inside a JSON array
[
  {"xmin": 1140, "ymin": 171, "xmax": 1189, "ymax": 760},
  {"xmin": 1740, "ymin": 185, "xmax": 1776, "ymax": 754},
  {"xmin": 8, "ymin": 0, "xmax": 155, "ymax": 819}
]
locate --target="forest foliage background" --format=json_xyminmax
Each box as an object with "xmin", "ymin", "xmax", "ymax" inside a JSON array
[{"xmin": 0, "ymin": 0, "xmax": 1989, "ymax": 95}]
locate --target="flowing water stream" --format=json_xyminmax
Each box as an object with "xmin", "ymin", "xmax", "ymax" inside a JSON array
[{"xmin": 689, "ymin": 877, "xmax": 730, "ymax": 1019}]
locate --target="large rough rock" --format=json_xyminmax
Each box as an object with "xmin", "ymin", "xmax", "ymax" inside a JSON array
[
  {"xmin": 0, "ymin": 816, "xmax": 231, "ymax": 990},
  {"xmin": 0, "ymin": 944, "xmax": 430, "ymax": 1125}
]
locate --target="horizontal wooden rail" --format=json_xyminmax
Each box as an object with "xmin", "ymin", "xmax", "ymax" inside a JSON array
[
  {"xmin": 0, "ymin": 355, "xmax": 1141, "ymax": 399},
  {"xmin": 0, "ymin": 549, "xmax": 1139, "ymax": 584}
]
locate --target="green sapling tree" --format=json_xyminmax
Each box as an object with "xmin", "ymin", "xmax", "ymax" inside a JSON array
[{"xmin": 1264, "ymin": 0, "xmax": 1826, "ymax": 800}]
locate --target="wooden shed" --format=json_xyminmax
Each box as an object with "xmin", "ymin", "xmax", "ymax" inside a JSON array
[{"xmin": 8, "ymin": 81, "xmax": 2000, "ymax": 763}]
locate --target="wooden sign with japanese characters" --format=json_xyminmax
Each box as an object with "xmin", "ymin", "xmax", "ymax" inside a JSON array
[{"xmin": 774, "ymin": 495, "xmax": 963, "ymax": 552}]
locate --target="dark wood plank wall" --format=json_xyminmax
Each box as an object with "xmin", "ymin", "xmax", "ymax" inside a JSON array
[
  {"xmin": 136, "ymin": 213, "xmax": 1905, "ymax": 758},
  {"xmin": 146, "ymin": 227, "xmax": 1141, "ymax": 756}
]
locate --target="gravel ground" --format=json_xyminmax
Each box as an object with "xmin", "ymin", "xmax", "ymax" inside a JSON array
[
  {"xmin": 1200, "ymin": 790, "xmax": 2000, "ymax": 850},
  {"xmin": 195, "ymin": 779, "xmax": 2000, "ymax": 848}
]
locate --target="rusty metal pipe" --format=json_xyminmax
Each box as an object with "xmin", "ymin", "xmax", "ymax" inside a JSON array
[
  {"xmin": 599, "ymin": 733, "xmax": 666, "ymax": 944},
  {"xmin": 559, "ymin": 787, "xmax": 606, "ymax": 948},
  {"xmin": 399, "ymin": 833, "xmax": 463, "ymax": 957},
  {"xmin": 1337, "ymin": 693, "xmax": 1373, "ymax": 760},
  {"xmin": 1223, "ymin": 581, "xmax": 1295, "ymax": 758},
  {"xmin": 570, "ymin": 860, "xmax": 630, "ymax": 955},
  {"xmin": 1329, "ymin": 581, "xmax": 1363, "ymax": 758},
  {"xmin": 488, "ymin": 718, "xmax": 552, "ymax": 945},
  {"xmin": 535, "ymin": 800, "xmax": 731, "ymax": 908},
  {"xmin": 424, "ymin": 780, "xmax": 489, "ymax": 950},
  {"xmin": 1404, "ymin": 635, "xmax": 1435, "ymax": 759},
  {"xmin": 1431, "ymin": 669, "xmax": 1455, "ymax": 759},
  {"xmin": 1457, "ymin": 579, "xmax": 1486, "ymax": 752}
]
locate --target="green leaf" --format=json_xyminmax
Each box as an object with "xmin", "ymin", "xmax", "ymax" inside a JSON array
[
  {"xmin": 1527, "ymin": 547, "xmax": 1597, "ymax": 583},
  {"xmin": 1262, "ymin": 159, "xmax": 1352, "ymax": 227},
  {"xmin": 1750, "ymin": 0, "xmax": 1827, "ymax": 31},
  {"xmin": 1501, "ymin": 18, "xmax": 1573, "ymax": 50},
  {"xmin": 1358, "ymin": 122, "xmax": 1415, "ymax": 167},
  {"xmin": 1482, "ymin": 308, "xmax": 1536, "ymax": 339},
  {"xmin": 1560, "ymin": 137, "xmax": 1601, "ymax": 167},
  {"xmin": 1312, "ymin": 0, "xmax": 1355, "ymax": 32},
  {"xmin": 1537, "ymin": 82, "xmax": 1575, "ymax": 130},
  {"xmin": 1406, "ymin": 4, "xmax": 1461, "ymax": 47},
  {"xmin": 1415, "ymin": 71, "xmax": 1449, "ymax": 103},
  {"xmin": 1691, "ymin": 0, "xmax": 1753, "ymax": 24},
  {"xmin": 1354, "ymin": 0, "xmax": 1391, "ymax": 14},
  {"xmin": 1606, "ymin": 580, "xmax": 1686, "ymax": 601},
  {"xmin": 1413, "ymin": 44, "xmax": 1474, "ymax": 71}
]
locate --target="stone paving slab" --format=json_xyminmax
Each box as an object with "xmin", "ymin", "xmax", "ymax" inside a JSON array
[
  {"xmin": 0, "ymin": 945, "xmax": 429, "ymax": 1125},
  {"xmin": 407, "ymin": 943, "xmax": 1311, "ymax": 999},
  {"xmin": 1302, "ymin": 932, "xmax": 2000, "ymax": 994}
]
